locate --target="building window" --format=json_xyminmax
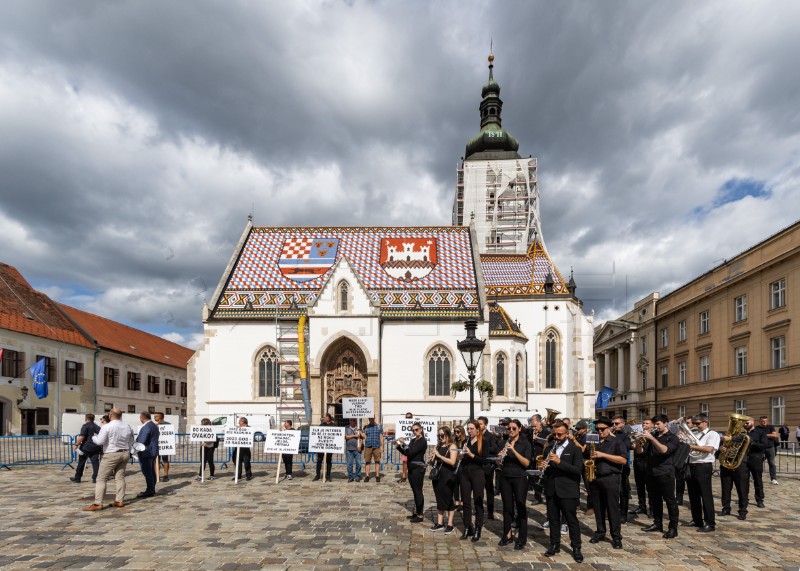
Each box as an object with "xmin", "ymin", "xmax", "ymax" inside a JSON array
[
  {"xmin": 148, "ymin": 406, "xmax": 156, "ymax": 414},
  {"xmin": 735, "ymin": 400, "xmax": 747, "ymax": 415},
  {"xmin": 339, "ymin": 281, "xmax": 348, "ymax": 312},
  {"xmin": 734, "ymin": 346, "xmax": 747, "ymax": 376},
  {"xmin": 104, "ymin": 402, "xmax": 113, "ymax": 412},
  {"xmin": 678, "ymin": 404, "xmax": 686, "ymax": 419},
  {"xmin": 258, "ymin": 347, "xmax": 280, "ymax": 397},
  {"xmin": 545, "ymin": 331, "xmax": 559, "ymax": 389},
  {"xmin": 770, "ymin": 278, "xmax": 786, "ymax": 309},
  {"xmin": 65, "ymin": 361, "xmax": 83, "ymax": 385},
  {"xmin": 699, "ymin": 355, "xmax": 710, "ymax": 381},
  {"xmin": 660, "ymin": 328, "xmax": 668, "ymax": 348},
  {"xmin": 103, "ymin": 367, "xmax": 119, "ymax": 388},
  {"xmin": 165, "ymin": 378, "xmax": 176, "ymax": 396},
  {"xmin": 700, "ymin": 403, "xmax": 709, "ymax": 416},
  {"xmin": 771, "ymin": 396, "xmax": 785, "ymax": 425},
  {"xmin": 699, "ymin": 310, "xmax": 710, "ymax": 335},
  {"xmin": 495, "ymin": 353, "xmax": 506, "ymax": 397},
  {"xmin": 128, "ymin": 405, "xmax": 136, "ymax": 414},
  {"xmin": 641, "ymin": 370, "xmax": 647, "ymax": 390},
  {"xmin": 678, "ymin": 320, "xmax": 686, "ymax": 342},
  {"xmin": 515, "ymin": 354, "xmax": 524, "ymax": 398},
  {"xmin": 661, "ymin": 406, "xmax": 668, "ymax": 416},
  {"xmin": 180, "ymin": 382, "xmax": 187, "ymax": 398},
  {"xmin": 678, "ymin": 362, "xmax": 687, "ymax": 385},
  {"xmin": 1, "ymin": 349, "xmax": 25, "ymax": 378},
  {"xmin": 771, "ymin": 336, "xmax": 786, "ymax": 369},
  {"xmin": 427, "ymin": 346, "xmax": 452, "ymax": 396},
  {"xmin": 147, "ymin": 375, "xmax": 160, "ymax": 394},
  {"xmin": 36, "ymin": 407, "xmax": 49, "ymax": 425},
  {"xmin": 641, "ymin": 335, "xmax": 647, "ymax": 355},
  {"xmin": 35, "ymin": 355, "xmax": 56, "ymax": 383},
  {"xmin": 734, "ymin": 295, "xmax": 747, "ymax": 322},
  {"xmin": 181, "ymin": 408, "xmax": 186, "ymax": 416},
  {"xmin": 165, "ymin": 407, "xmax": 172, "ymax": 415},
  {"xmin": 660, "ymin": 366, "xmax": 668, "ymax": 388},
  {"xmin": 127, "ymin": 372, "xmax": 141, "ymax": 391}
]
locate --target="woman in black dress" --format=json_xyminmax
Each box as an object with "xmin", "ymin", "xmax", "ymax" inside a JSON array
[
  {"xmin": 497, "ymin": 419, "xmax": 533, "ymax": 549},
  {"xmin": 459, "ymin": 419, "xmax": 488, "ymax": 541},
  {"xmin": 429, "ymin": 426, "xmax": 458, "ymax": 534},
  {"xmin": 395, "ymin": 422, "xmax": 428, "ymax": 522},
  {"xmin": 452, "ymin": 424, "xmax": 466, "ymax": 512}
]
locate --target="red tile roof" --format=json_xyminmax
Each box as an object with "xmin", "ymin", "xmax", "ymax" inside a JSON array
[
  {"xmin": 58, "ymin": 304, "xmax": 195, "ymax": 368},
  {"xmin": 0, "ymin": 263, "xmax": 94, "ymax": 348}
]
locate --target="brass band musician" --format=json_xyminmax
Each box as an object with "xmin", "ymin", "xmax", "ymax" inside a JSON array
[
  {"xmin": 636, "ymin": 415, "xmax": 679, "ymax": 538},
  {"xmin": 588, "ymin": 416, "xmax": 628, "ymax": 550}
]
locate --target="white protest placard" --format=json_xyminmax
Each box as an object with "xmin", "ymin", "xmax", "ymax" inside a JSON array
[
  {"xmin": 264, "ymin": 430, "xmax": 301, "ymax": 454},
  {"xmin": 394, "ymin": 416, "xmax": 437, "ymax": 446},
  {"xmin": 308, "ymin": 426, "xmax": 345, "ymax": 454},
  {"xmin": 157, "ymin": 424, "xmax": 176, "ymax": 456},
  {"xmin": 189, "ymin": 425, "xmax": 217, "ymax": 442},
  {"xmin": 224, "ymin": 426, "xmax": 254, "ymax": 448},
  {"xmin": 342, "ymin": 397, "xmax": 374, "ymax": 419}
]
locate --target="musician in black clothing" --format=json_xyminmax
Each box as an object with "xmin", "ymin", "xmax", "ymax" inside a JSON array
[
  {"xmin": 478, "ymin": 416, "xmax": 500, "ymax": 519},
  {"xmin": 612, "ymin": 416, "xmax": 632, "ymax": 523},
  {"xmin": 719, "ymin": 426, "xmax": 752, "ymax": 520},
  {"xmin": 570, "ymin": 420, "xmax": 592, "ymax": 511},
  {"xmin": 631, "ymin": 418, "xmax": 653, "ymax": 516},
  {"xmin": 459, "ymin": 419, "xmax": 489, "ymax": 542},
  {"xmin": 395, "ymin": 422, "xmax": 428, "ymax": 523},
  {"xmin": 636, "ymin": 415, "xmax": 679, "ymax": 538},
  {"xmin": 497, "ymin": 419, "xmax": 532, "ymax": 551},
  {"xmin": 528, "ymin": 414, "xmax": 550, "ymax": 504},
  {"xmin": 745, "ymin": 418, "xmax": 771, "ymax": 509},
  {"xmin": 589, "ymin": 416, "xmax": 628, "ymax": 550},
  {"xmin": 541, "ymin": 420, "xmax": 585, "ymax": 563}
]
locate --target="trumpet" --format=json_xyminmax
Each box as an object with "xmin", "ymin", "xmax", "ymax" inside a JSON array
[{"xmin": 632, "ymin": 428, "xmax": 658, "ymax": 446}]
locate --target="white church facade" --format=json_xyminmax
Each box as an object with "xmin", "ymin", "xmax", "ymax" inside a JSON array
[{"xmin": 189, "ymin": 55, "xmax": 595, "ymax": 427}]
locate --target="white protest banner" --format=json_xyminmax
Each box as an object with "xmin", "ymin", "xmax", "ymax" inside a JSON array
[
  {"xmin": 308, "ymin": 426, "xmax": 345, "ymax": 454},
  {"xmin": 189, "ymin": 425, "xmax": 217, "ymax": 442},
  {"xmin": 265, "ymin": 430, "xmax": 301, "ymax": 454},
  {"xmin": 157, "ymin": 424, "xmax": 176, "ymax": 456},
  {"xmin": 342, "ymin": 397, "xmax": 374, "ymax": 419},
  {"xmin": 224, "ymin": 426, "xmax": 254, "ymax": 448},
  {"xmin": 394, "ymin": 416, "xmax": 437, "ymax": 446}
]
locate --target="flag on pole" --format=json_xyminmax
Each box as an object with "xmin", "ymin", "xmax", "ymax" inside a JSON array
[
  {"xmin": 595, "ymin": 385, "xmax": 615, "ymax": 410},
  {"xmin": 31, "ymin": 358, "xmax": 48, "ymax": 399}
]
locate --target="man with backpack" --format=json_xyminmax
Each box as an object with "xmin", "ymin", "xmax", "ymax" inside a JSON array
[
  {"xmin": 636, "ymin": 415, "xmax": 680, "ymax": 539},
  {"xmin": 71, "ymin": 413, "xmax": 102, "ymax": 483}
]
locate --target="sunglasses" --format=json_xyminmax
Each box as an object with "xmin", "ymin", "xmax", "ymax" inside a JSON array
[
  {"xmin": 413, "ymin": 428, "xmax": 422, "ymax": 433},
  {"xmin": 612, "ymin": 422, "xmax": 623, "ymax": 426},
  {"xmin": 437, "ymin": 433, "xmax": 445, "ymax": 437},
  {"xmin": 508, "ymin": 427, "xmax": 518, "ymax": 431},
  {"xmin": 598, "ymin": 426, "xmax": 610, "ymax": 431}
]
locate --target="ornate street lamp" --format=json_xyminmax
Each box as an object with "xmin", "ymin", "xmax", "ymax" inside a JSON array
[{"xmin": 457, "ymin": 320, "xmax": 486, "ymax": 420}]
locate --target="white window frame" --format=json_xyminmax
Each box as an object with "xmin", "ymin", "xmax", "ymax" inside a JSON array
[
  {"xmin": 700, "ymin": 403, "xmax": 709, "ymax": 416},
  {"xmin": 678, "ymin": 320, "xmax": 686, "ymax": 342},
  {"xmin": 770, "ymin": 396, "xmax": 785, "ymax": 425},
  {"xmin": 678, "ymin": 362, "xmax": 687, "ymax": 385},
  {"xmin": 771, "ymin": 336, "xmax": 786, "ymax": 369},
  {"xmin": 734, "ymin": 346, "xmax": 747, "ymax": 376},
  {"xmin": 699, "ymin": 355, "xmax": 710, "ymax": 381},
  {"xmin": 734, "ymin": 295, "xmax": 747, "ymax": 322},
  {"xmin": 770, "ymin": 278, "xmax": 786, "ymax": 309},
  {"xmin": 699, "ymin": 310, "xmax": 710, "ymax": 335},
  {"xmin": 660, "ymin": 365, "xmax": 668, "ymax": 388},
  {"xmin": 661, "ymin": 328, "xmax": 668, "ymax": 348},
  {"xmin": 735, "ymin": 399, "xmax": 747, "ymax": 416},
  {"xmin": 678, "ymin": 404, "xmax": 686, "ymax": 419}
]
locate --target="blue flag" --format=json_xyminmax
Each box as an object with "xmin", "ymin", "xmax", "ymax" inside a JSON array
[
  {"xmin": 31, "ymin": 358, "xmax": 48, "ymax": 399},
  {"xmin": 595, "ymin": 385, "xmax": 615, "ymax": 410}
]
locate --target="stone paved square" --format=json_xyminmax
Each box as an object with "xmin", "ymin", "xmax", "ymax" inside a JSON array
[{"xmin": 1, "ymin": 463, "xmax": 798, "ymax": 570}]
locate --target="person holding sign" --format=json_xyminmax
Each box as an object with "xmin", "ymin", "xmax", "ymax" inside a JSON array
[
  {"xmin": 136, "ymin": 411, "xmax": 160, "ymax": 498},
  {"xmin": 231, "ymin": 417, "xmax": 253, "ymax": 481},
  {"xmin": 153, "ymin": 412, "xmax": 171, "ymax": 482},
  {"xmin": 395, "ymin": 422, "xmax": 427, "ymax": 523},
  {"xmin": 198, "ymin": 418, "xmax": 217, "ymax": 480},
  {"xmin": 281, "ymin": 419, "xmax": 294, "ymax": 480},
  {"xmin": 430, "ymin": 426, "xmax": 458, "ymax": 534},
  {"xmin": 314, "ymin": 413, "xmax": 335, "ymax": 481},
  {"xmin": 345, "ymin": 418, "xmax": 364, "ymax": 482},
  {"xmin": 459, "ymin": 419, "xmax": 489, "ymax": 542}
]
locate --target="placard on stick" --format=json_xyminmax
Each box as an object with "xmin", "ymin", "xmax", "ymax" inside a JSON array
[
  {"xmin": 224, "ymin": 426, "xmax": 254, "ymax": 448},
  {"xmin": 342, "ymin": 397, "xmax": 374, "ymax": 419},
  {"xmin": 189, "ymin": 425, "xmax": 218, "ymax": 442},
  {"xmin": 394, "ymin": 416, "xmax": 437, "ymax": 446},
  {"xmin": 157, "ymin": 424, "xmax": 177, "ymax": 456},
  {"xmin": 265, "ymin": 430, "xmax": 301, "ymax": 454},
  {"xmin": 308, "ymin": 426, "xmax": 345, "ymax": 454}
]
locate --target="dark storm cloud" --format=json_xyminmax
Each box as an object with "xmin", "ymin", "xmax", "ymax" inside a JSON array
[{"xmin": 1, "ymin": 0, "xmax": 799, "ymax": 344}]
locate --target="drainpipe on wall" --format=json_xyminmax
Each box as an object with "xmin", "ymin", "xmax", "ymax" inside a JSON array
[{"xmin": 93, "ymin": 347, "xmax": 99, "ymax": 412}]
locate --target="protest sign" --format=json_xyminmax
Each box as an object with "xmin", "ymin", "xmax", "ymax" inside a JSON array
[
  {"xmin": 342, "ymin": 397, "xmax": 374, "ymax": 419},
  {"xmin": 308, "ymin": 426, "xmax": 345, "ymax": 454},
  {"xmin": 394, "ymin": 416, "xmax": 437, "ymax": 446},
  {"xmin": 189, "ymin": 425, "xmax": 217, "ymax": 442},
  {"xmin": 224, "ymin": 426, "xmax": 254, "ymax": 448},
  {"xmin": 157, "ymin": 424, "xmax": 176, "ymax": 456},
  {"xmin": 265, "ymin": 430, "xmax": 301, "ymax": 454}
]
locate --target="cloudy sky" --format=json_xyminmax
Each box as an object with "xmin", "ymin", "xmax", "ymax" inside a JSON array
[{"xmin": 1, "ymin": 1, "xmax": 799, "ymax": 348}]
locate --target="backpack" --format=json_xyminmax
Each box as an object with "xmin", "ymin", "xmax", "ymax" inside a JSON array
[{"xmin": 672, "ymin": 442, "xmax": 691, "ymax": 471}]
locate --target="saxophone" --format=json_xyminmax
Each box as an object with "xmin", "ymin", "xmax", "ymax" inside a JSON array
[
  {"xmin": 719, "ymin": 413, "xmax": 752, "ymax": 470},
  {"xmin": 584, "ymin": 441, "xmax": 596, "ymax": 482}
]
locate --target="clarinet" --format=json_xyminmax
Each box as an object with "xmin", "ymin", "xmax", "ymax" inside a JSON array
[{"xmin": 535, "ymin": 440, "xmax": 559, "ymax": 484}]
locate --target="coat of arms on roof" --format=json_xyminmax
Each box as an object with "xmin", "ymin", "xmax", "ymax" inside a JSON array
[
  {"xmin": 379, "ymin": 237, "xmax": 437, "ymax": 283},
  {"xmin": 278, "ymin": 237, "xmax": 339, "ymax": 283}
]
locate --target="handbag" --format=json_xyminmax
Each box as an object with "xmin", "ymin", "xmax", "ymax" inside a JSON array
[{"xmin": 429, "ymin": 461, "xmax": 441, "ymax": 481}]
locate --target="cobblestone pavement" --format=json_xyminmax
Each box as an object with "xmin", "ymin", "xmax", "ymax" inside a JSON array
[{"xmin": 1, "ymin": 462, "xmax": 798, "ymax": 570}]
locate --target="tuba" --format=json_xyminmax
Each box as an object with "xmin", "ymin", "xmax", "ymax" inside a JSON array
[
  {"xmin": 719, "ymin": 413, "xmax": 751, "ymax": 470},
  {"xmin": 544, "ymin": 408, "xmax": 561, "ymax": 427}
]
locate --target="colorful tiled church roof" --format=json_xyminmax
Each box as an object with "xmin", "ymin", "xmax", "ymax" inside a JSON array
[
  {"xmin": 488, "ymin": 302, "xmax": 527, "ymax": 340},
  {"xmin": 480, "ymin": 242, "xmax": 568, "ymax": 297},
  {"xmin": 211, "ymin": 225, "xmax": 483, "ymax": 318}
]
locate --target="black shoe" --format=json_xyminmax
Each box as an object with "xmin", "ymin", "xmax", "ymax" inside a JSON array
[
  {"xmin": 612, "ymin": 539, "xmax": 623, "ymax": 549},
  {"xmin": 531, "ymin": 497, "xmax": 543, "ymax": 505},
  {"xmin": 756, "ymin": 501, "xmax": 765, "ymax": 508},
  {"xmin": 514, "ymin": 541, "xmax": 526, "ymax": 550},
  {"xmin": 697, "ymin": 525, "xmax": 715, "ymax": 532},
  {"xmin": 91, "ymin": 478, "xmax": 96, "ymax": 483},
  {"xmin": 663, "ymin": 529, "xmax": 678, "ymax": 539},
  {"xmin": 737, "ymin": 512, "xmax": 747, "ymax": 520},
  {"xmin": 720, "ymin": 508, "xmax": 731, "ymax": 516},
  {"xmin": 642, "ymin": 524, "xmax": 663, "ymax": 532},
  {"xmin": 313, "ymin": 475, "xmax": 321, "ymax": 481},
  {"xmin": 620, "ymin": 516, "xmax": 628, "ymax": 524},
  {"xmin": 406, "ymin": 514, "xmax": 417, "ymax": 519},
  {"xmin": 589, "ymin": 534, "xmax": 605, "ymax": 544},
  {"xmin": 498, "ymin": 535, "xmax": 514, "ymax": 547},
  {"xmin": 430, "ymin": 524, "xmax": 444, "ymax": 532},
  {"xmin": 631, "ymin": 506, "xmax": 647, "ymax": 515},
  {"xmin": 162, "ymin": 476, "xmax": 169, "ymax": 482},
  {"xmin": 676, "ymin": 496, "xmax": 684, "ymax": 506},
  {"xmin": 70, "ymin": 477, "xmax": 81, "ymax": 483},
  {"xmin": 348, "ymin": 478, "xmax": 354, "ymax": 482},
  {"xmin": 572, "ymin": 547, "xmax": 584, "ymax": 563},
  {"xmin": 460, "ymin": 526, "xmax": 474, "ymax": 540},
  {"xmin": 246, "ymin": 476, "xmax": 252, "ymax": 481},
  {"xmin": 487, "ymin": 513, "xmax": 495, "ymax": 520},
  {"xmin": 409, "ymin": 515, "xmax": 424, "ymax": 523},
  {"xmin": 682, "ymin": 520, "xmax": 700, "ymax": 527},
  {"xmin": 544, "ymin": 544, "xmax": 560, "ymax": 557},
  {"xmin": 471, "ymin": 526, "xmax": 482, "ymax": 542}
]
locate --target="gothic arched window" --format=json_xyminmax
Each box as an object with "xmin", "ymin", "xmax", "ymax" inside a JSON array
[
  {"xmin": 339, "ymin": 281, "xmax": 348, "ymax": 312},
  {"xmin": 545, "ymin": 331, "xmax": 560, "ymax": 389},
  {"xmin": 427, "ymin": 346, "xmax": 452, "ymax": 396},
  {"xmin": 516, "ymin": 354, "xmax": 524, "ymax": 398},
  {"xmin": 495, "ymin": 353, "xmax": 506, "ymax": 397},
  {"xmin": 257, "ymin": 347, "xmax": 280, "ymax": 397}
]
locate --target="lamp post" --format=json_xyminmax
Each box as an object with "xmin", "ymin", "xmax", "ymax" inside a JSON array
[{"xmin": 457, "ymin": 320, "xmax": 486, "ymax": 420}]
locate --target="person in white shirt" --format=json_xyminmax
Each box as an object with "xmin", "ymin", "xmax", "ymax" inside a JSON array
[
  {"xmin": 83, "ymin": 407, "xmax": 134, "ymax": 511},
  {"xmin": 685, "ymin": 414, "xmax": 720, "ymax": 532}
]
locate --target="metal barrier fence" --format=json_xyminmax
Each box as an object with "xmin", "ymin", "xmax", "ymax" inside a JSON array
[{"xmin": 0, "ymin": 434, "xmax": 74, "ymax": 470}]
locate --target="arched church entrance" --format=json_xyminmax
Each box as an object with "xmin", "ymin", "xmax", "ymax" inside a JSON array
[{"xmin": 320, "ymin": 339, "xmax": 368, "ymax": 426}]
